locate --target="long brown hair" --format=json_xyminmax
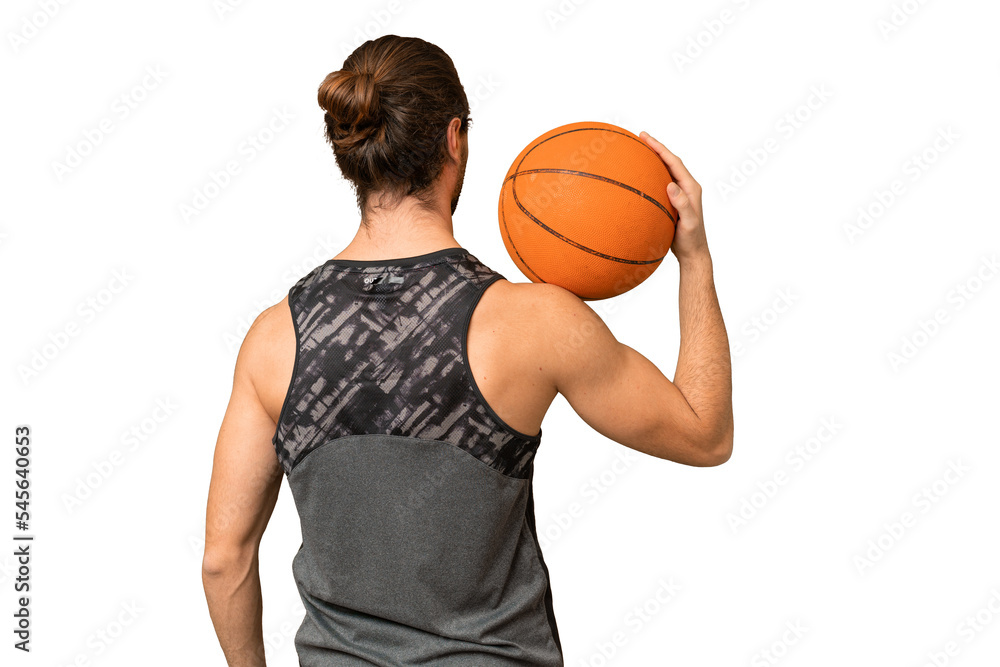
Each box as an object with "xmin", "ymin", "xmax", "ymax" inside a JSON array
[{"xmin": 318, "ymin": 35, "xmax": 471, "ymax": 224}]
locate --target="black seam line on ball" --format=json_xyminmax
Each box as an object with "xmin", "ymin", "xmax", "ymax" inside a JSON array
[
  {"xmin": 503, "ymin": 168, "xmax": 677, "ymax": 225},
  {"xmin": 515, "ymin": 126, "xmax": 662, "ymax": 174},
  {"xmin": 510, "ymin": 126, "xmax": 671, "ymax": 266},
  {"xmin": 512, "ymin": 188, "xmax": 666, "ymax": 265},
  {"xmin": 513, "ymin": 127, "xmax": 666, "ymax": 191},
  {"xmin": 501, "ymin": 184, "xmax": 546, "ymax": 283}
]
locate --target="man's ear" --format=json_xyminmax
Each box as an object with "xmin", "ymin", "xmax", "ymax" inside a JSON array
[{"xmin": 447, "ymin": 116, "xmax": 463, "ymax": 162}]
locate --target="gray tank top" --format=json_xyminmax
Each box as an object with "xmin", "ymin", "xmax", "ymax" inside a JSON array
[{"xmin": 273, "ymin": 246, "xmax": 563, "ymax": 666}]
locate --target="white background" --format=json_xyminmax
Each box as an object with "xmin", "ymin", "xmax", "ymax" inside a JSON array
[{"xmin": 3, "ymin": 0, "xmax": 999, "ymax": 664}]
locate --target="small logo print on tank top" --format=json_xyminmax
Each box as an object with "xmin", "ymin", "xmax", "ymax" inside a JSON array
[{"xmin": 362, "ymin": 272, "xmax": 405, "ymax": 292}]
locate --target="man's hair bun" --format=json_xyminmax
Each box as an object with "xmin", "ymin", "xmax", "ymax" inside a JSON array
[{"xmin": 317, "ymin": 69, "xmax": 382, "ymax": 153}]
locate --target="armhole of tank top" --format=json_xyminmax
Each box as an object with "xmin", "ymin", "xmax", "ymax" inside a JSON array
[
  {"xmin": 461, "ymin": 273, "xmax": 542, "ymax": 443},
  {"xmin": 271, "ymin": 287, "xmax": 301, "ymax": 452}
]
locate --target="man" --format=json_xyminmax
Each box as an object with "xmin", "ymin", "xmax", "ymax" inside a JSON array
[{"xmin": 202, "ymin": 35, "xmax": 732, "ymax": 667}]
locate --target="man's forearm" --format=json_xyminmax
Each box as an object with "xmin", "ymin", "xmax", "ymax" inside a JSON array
[
  {"xmin": 672, "ymin": 250, "xmax": 734, "ymax": 451},
  {"xmin": 203, "ymin": 552, "xmax": 267, "ymax": 667}
]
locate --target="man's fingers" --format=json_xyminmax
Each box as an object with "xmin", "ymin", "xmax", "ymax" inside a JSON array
[
  {"xmin": 641, "ymin": 131, "xmax": 695, "ymax": 188},
  {"xmin": 639, "ymin": 131, "xmax": 699, "ymax": 194},
  {"xmin": 666, "ymin": 181, "xmax": 692, "ymax": 216}
]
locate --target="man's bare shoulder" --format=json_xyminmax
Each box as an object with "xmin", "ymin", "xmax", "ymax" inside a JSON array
[
  {"xmin": 502, "ymin": 280, "xmax": 604, "ymax": 330},
  {"xmin": 485, "ymin": 279, "xmax": 604, "ymax": 355},
  {"xmin": 241, "ymin": 297, "xmax": 293, "ymax": 359},
  {"xmin": 483, "ymin": 279, "xmax": 621, "ymax": 402},
  {"xmin": 488, "ymin": 279, "xmax": 588, "ymax": 316},
  {"xmin": 235, "ymin": 297, "xmax": 295, "ymax": 422}
]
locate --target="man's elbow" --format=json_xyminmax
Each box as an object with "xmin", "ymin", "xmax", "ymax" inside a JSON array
[
  {"xmin": 202, "ymin": 545, "xmax": 255, "ymax": 580},
  {"xmin": 692, "ymin": 422, "xmax": 734, "ymax": 467},
  {"xmin": 703, "ymin": 440, "xmax": 733, "ymax": 466},
  {"xmin": 709, "ymin": 420, "xmax": 735, "ymax": 465}
]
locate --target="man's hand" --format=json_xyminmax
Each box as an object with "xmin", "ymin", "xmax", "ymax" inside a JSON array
[{"xmin": 639, "ymin": 131, "xmax": 709, "ymax": 263}]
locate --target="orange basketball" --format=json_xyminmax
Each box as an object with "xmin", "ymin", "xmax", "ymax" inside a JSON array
[{"xmin": 498, "ymin": 121, "xmax": 677, "ymax": 301}]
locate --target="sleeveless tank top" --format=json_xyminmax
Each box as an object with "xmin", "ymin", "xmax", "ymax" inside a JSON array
[{"xmin": 272, "ymin": 246, "xmax": 563, "ymax": 666}]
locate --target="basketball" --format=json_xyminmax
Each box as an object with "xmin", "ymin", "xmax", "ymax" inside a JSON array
[{"xmin": 497, "ymin": 121, "xmax": 677, "ymax": 301}]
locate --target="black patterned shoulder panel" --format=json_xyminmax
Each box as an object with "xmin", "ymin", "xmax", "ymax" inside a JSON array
[{"xmin": 272, "ymin": 247, "xmax": 542, "ymax": 478}]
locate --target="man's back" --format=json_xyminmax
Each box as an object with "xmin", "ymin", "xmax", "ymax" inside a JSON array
[{"xmin": 262, "ymin": 247, "xmax": 563, "ymax": 665}]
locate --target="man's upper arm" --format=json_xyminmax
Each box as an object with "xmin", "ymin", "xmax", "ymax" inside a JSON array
[
  {"xmin": 203, "ymin": 308, "xmax": 285, "ymax": 570},
  {"xmin": 534, "ymin": 285, "xmax": 722, "ymax": 467}
]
